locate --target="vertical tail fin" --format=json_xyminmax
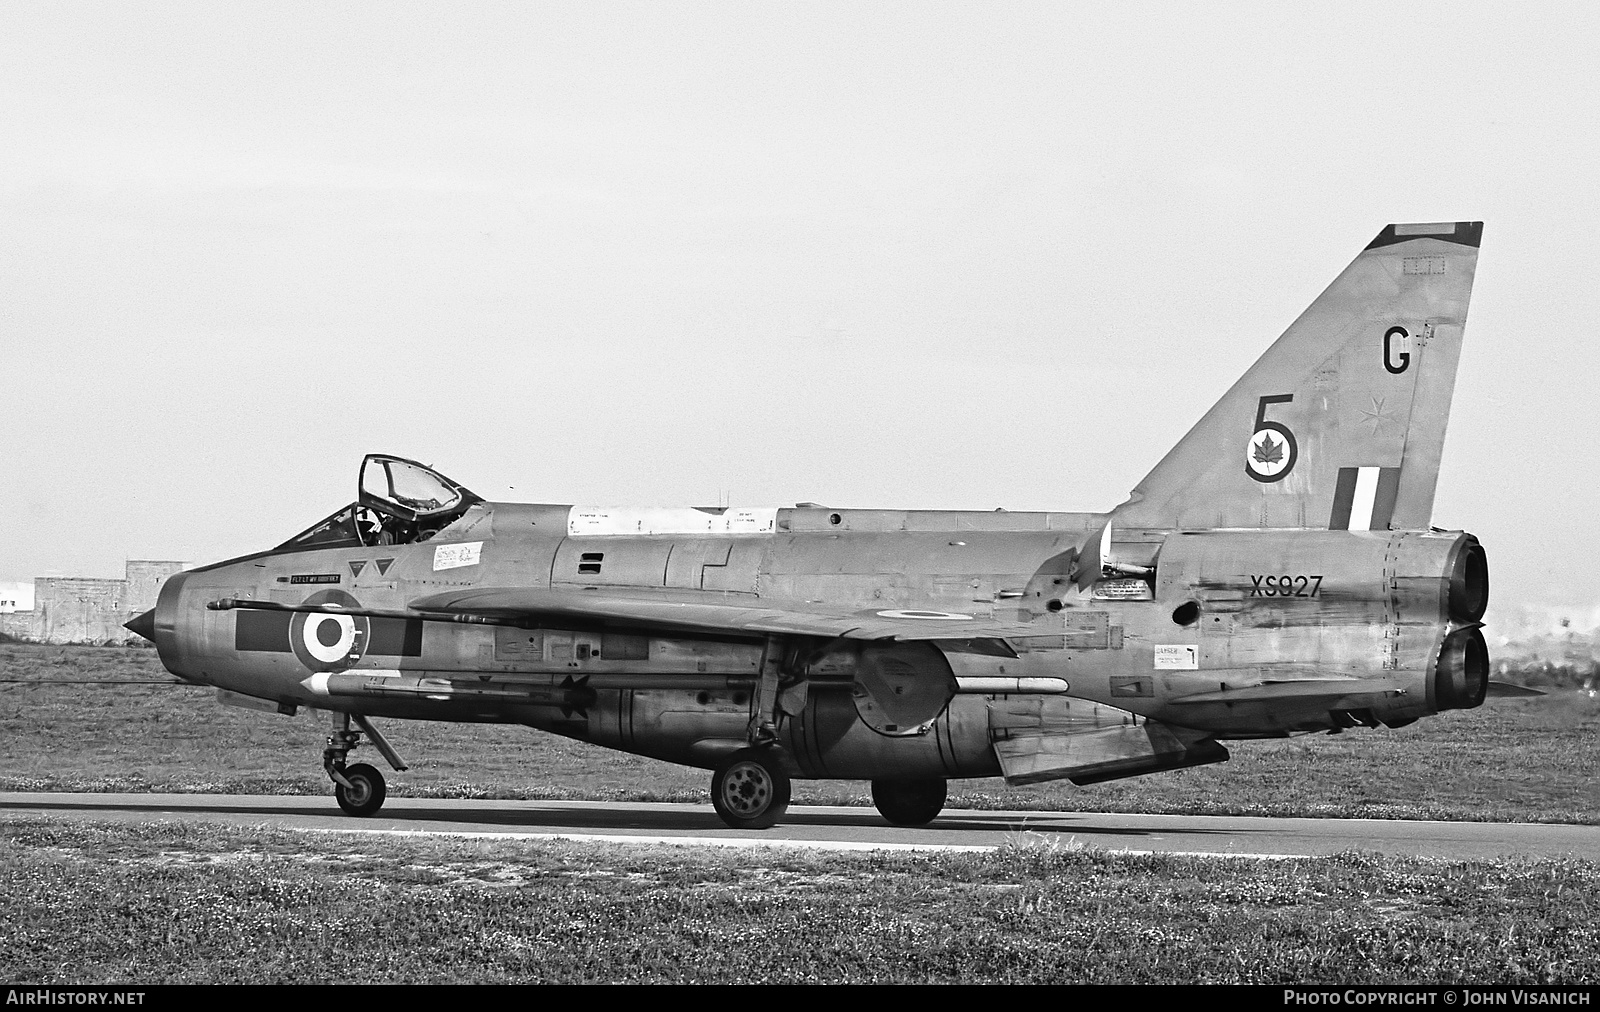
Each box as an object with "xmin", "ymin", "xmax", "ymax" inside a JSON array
[{"xmin": 1113, "ymin": 222, "xmax": 1481, "ymax": 531}]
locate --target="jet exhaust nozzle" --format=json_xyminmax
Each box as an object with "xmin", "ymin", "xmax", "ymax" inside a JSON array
[
  {"xmin": 1447, "ymin": 538, "xmax": 1489, "ymax": 624},
  {"xmin": 1432, "ymin": 625, "xmax": 1489, "ymax": 712}
]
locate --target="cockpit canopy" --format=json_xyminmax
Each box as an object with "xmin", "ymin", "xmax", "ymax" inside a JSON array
[
  {"xmin": 360, "ymin": 455, "xmax": 475, "ymax": 522},
  {"xmin": 278, "ymin": 454, "xmax": 482, "ymax": 551}
]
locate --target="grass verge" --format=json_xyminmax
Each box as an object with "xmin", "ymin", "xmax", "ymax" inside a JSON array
[{"xmin": 2, "ymin": 816, "xmax": 1598, "ymax": 984}]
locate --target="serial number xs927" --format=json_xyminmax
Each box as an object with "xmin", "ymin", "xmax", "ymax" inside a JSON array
[{"xmin": 1249, "ymin": 575, "xmax": 1324, "ymax": 597}]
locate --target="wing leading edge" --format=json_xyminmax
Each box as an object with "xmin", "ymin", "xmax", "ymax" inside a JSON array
[
  {"xmin": 406, "ymin": 586, "xmax": 1057, "ymax": 641},
  {"xmin": 209, "ymin": 586, "xmax": 1061, "ymax": 642}
]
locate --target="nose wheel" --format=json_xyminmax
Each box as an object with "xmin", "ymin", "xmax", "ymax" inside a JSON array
[{"xmin": 335, "ymin": 763, "xmax": 387, "ymax": 816}]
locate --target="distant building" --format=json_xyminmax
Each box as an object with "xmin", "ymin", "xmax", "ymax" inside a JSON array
[
  {"xmin": 34, "ymin": 577, "xmax": 129, "ymax": 644},
  {"xmin": 124, "ymin": 561, "xmax": 187, "ymax": 615},
  {"xmin": 0, "ymin": 581, "xmax": 32, "ymax": 613},
  {"xmin": 0, "ymin": 581, "xmax": 35, "ymax": 640},
  {"xmin": 4, "ymin": 562, "xmax": 189, "ymax": 644}
]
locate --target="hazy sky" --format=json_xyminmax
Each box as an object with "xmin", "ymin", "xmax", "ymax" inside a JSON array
[{"xmin": 2, "ymin": 2, "xmax": 1597, "ymax": 628}]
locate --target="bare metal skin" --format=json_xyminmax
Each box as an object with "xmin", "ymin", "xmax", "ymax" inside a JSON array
[{"xmin": 131, "ymin": 221, "xmax": 1491, "ymax": 829}]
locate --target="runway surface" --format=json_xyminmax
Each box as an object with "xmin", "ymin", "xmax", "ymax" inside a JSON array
[{"xmin": 3, "ymin": 792, "xmax": 1597, "ymax": 860}]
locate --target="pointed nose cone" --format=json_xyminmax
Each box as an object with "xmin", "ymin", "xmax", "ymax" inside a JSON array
[{"xmin": 125, "ymin": 608, "xmax": 157, "ymax": 643}]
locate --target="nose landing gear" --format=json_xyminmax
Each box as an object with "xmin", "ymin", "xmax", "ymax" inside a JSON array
[{"xmin": 323, "ymin": 712, "xmax": 408, "ymax": 817}]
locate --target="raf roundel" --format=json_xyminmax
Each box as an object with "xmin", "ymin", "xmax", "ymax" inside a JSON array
[{"xmin": 289, "ymin": 589, "xmax": 370, "ymax": 672}]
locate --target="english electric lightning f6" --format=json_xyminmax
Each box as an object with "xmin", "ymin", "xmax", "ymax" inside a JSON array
[{"xmin": 129, "ymin": 222, "xmax": 1489, "ymax": 829}]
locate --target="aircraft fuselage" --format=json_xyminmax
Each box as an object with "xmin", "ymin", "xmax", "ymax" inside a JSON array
[{"xmin": 146, "ymin": 501, "xmax": 1486, "ymax": 783}]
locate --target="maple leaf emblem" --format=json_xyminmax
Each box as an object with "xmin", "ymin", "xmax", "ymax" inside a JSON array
[{"xmin": 1253, "ymin": 432, "xmax": 1284, "ymax": 466}]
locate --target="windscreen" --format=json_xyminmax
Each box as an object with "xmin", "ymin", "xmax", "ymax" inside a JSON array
[{"xmin": 278, "ymin": 505, "xmax": 367, "ymax": 550}]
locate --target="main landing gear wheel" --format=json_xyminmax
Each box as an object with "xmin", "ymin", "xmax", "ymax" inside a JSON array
[
  {"xmin": 335, "ymin": 762, "xmax": 387, "ymax": 817},
  {"xmin": 712, "ymin": 748, "xmax": 791, "ymax": 830},
  {"xmin": 871, "ymin": 778, "xmax": 947, "ymax": 826}
]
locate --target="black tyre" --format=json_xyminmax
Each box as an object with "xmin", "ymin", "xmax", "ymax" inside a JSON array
[
  {"xmin": 711, "ymin": 749, "xmax": 791, "ymax": 830},
  {"xmin": 871, "ymin": 778, "xmax": 947, "ymax": 826},
  {"xmin": 335, "ymin": 762, "xmax": 387, "ymax": 817}
]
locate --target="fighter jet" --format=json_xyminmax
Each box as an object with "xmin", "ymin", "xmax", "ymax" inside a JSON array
[{"xmin": 127, "ymin": 221, "xmax": 1488, "ymax": 829}]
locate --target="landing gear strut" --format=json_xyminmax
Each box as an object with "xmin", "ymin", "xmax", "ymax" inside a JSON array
[
  {"xmin": 323, "ymin": 712, "xmax": 407, "ymax": 817},
  {"xmin": 710, "ymin": 635, "xmax": 797, "ymax": 830}
]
